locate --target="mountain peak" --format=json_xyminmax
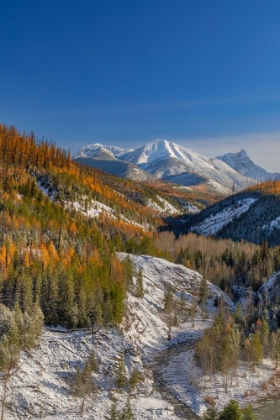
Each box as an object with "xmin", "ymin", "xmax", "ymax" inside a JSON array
[
  {"xmin": 238, "ymin": 149, "xmax": 248, "ymax": 158},
  {"xmin": 217, "ymin": 149, "xmax": 280, "ymax": 182}
]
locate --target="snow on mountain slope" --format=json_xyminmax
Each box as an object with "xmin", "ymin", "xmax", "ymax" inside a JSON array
[
  {"xmin": 121, "ymin": 139, "xmax": 200, "ymax": 167},
  {"xmin": 75, "ymin": 143, "xmax": 128, "ymax": 159},
  {"xmin": 36, "ymin": 181, "xmax": 149, "ymax": 230},
  {"xmin": 119, "ymin": 140, "xmax": 254, "ymax": 190},
  {"xmin": 146, "ymin": 195, "xmax": 179, "ymax": 215},
  {"xmin": 190, "ymin": 198, "xmax": 258, "ymax": 236},
  {"xmin": 259, "ymin": 270, "xmax": 280, "ymax": 303},
  {"xmin": 75, "ymin": 156, "xmax": 154, "ymax": 181},
  {"xmin": 0, "ymin": 254, "xmax": 231, "ymax": 419},
  {"xmin": 217, "ymin": 149, "xmax": 280, "ymax": 182},
  {"xmin": 262, "ymin": 216, "xmax": 280, "ymax": 233},
  {"xmin": 118, "ymin": 253, "xmax": 232, "ymax": 356},
  {"xmin": 75, "ymin": 140, "xmax": 256, "ymax": 193}
]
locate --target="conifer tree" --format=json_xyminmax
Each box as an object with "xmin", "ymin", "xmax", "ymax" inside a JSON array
[
  {"xmin": 203, "ymin": 406, "xmax": 218, "ymax": 420},
  {"xmin": 116, "ymin": 354, "xmax": 127, "ymax": 388},
  {"xmin": 251, "ymin": 333, "xmax": 263, "ymax": 371},
  {"xmin": 242, "ymin": 407, "xmax": 257, "ymax": 420},
  {"xmin": 164, "ymin": 285, "xmax": 173, "ymax": 313},
  {"xmin": 135, "ymin": 269, "xmax": 144, "ymax": 298},
  {"xmin": 74, "ymin": 360, "xmax": 97, "ymax": 414},
  {"xmin": 107, "ymin": 402, "xmax": 119, "ymax": 420},
  {"xmin": 88, "ymin": 349, "xmax": 98, "ymax": 372},
  {"xmin": 199, "ymin": 276, "xmax": 208, "ymax": 305},
  {"xmin": 129, "ymin": 367, "xmax": 140, "ymax": 390},
  {"xmin": 219, "ymin": 400, "xmax": 241, "ymax": 420},
  {"xmin": 119, "ymin": 397, "xmax": 135, "ymax": 420}
]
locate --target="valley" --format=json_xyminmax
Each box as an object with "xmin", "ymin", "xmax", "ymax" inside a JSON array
[{"xmin": 1, "ymin": 125, "xmax": 280, "ymax": 419}]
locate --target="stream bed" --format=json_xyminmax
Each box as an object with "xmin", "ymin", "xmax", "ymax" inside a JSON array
[
  {"xmin": 148, "ymin": 338, "xmax": 280, "ymax": 420},
  {"xmin": 148, "ymin": 340, "xmax": 201, "ymax": 419}
]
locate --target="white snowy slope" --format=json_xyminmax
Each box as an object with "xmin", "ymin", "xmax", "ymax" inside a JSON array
[
  {"xmin": 258, "ymin": 270, "xmax": 280, "ymax": 303},
  {"xmin": 75, "ymin": 143, "xmax": 128, "ymax": 159},
  {"xmin": 1, "ymin": 254, "xmax": 230, "ymax": 420},
  {"xmin": 146, "ymin": 195, "xmax": 180, "ymax": 215},
  {"xmin": 36, "ymin": 181, "xmax": 149, "ymax": 230},
  {"xmin": 217, "ymin": 149, "xmax": 280, "ymax": 182},
  {"xmin": 190, "ymin": 198, "xmax": 258, "ymax": 236},
  {"xmin": 262, "ymin": 216, "xmax": 280, "ymax": 233},
  {"xmin": 75, "ymin": 140, "xmax": 256, "ymax": 193}
]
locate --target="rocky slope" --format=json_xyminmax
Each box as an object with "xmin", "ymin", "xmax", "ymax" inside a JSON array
[{"xmin": 217, "ymin": 149, "xmax": 280, "ymax": 182}]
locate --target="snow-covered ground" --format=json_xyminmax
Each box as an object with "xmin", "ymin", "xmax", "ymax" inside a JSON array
[
  {"xmin": 1, "ymin": 254, "xmax": 277, "ymax": 419},
  {"xmin": 258, "ymin": 270, "xmax": 280, "ymax": 304},
  {"xmin": 0, "ymin": 255, "xmax": 223, "ymax": 419},
  {"xmin": 205, "ymin": 179, "xmax": 231, "ymax": 195},
  {"xmin": 69, "ymin": 200, "xmax": 147, "ymax": 230},
  {"xmin": 191, "ymin": 198, "xmax": 257, "ymax": 236},
  {"xmin": 36, "ymin": 181, "xmax": 149, "ymax": 231},
  {"xmin": 184, "ymin": 203, "xmax": 201, "ymax": 214},
  {"xmin": 262, "ymin": 216, "xmax": 280, "ymax": 233},
  {"xmin": 146, "ymin": 196, "xmax": 179, "ymax": 215},
  {"xmin": 162, "ymin": 342, "xmax": 280, "ymax": 417}
]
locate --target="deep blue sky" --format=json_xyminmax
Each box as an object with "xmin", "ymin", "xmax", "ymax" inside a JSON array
[{"xmin": 1, "ymin": 0, "xmax": 280, "ymax": 170}]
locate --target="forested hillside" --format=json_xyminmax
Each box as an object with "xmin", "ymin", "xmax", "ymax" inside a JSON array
[
  {"xmin": 175, "ymin": 181, "xmax": 280, "ymax": 247},
  {"xmin": 0, "ymin": 123, "xmax": 172, "ymax": 332}
]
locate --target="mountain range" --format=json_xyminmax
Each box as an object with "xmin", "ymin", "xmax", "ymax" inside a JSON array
[
  {"xmin": 75, "ymin": 140, "xmax": 280, "ymax": 195},
  {"xmin": 216, "ymin": 149, "xmax": 280, "ymax": 182}
]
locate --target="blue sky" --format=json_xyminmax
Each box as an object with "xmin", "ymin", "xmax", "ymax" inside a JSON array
[{"xmin": 1, "ymin": 0, "xmax": 280, "ymax": 170}]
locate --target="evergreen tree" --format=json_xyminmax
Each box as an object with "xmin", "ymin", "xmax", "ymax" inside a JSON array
[
  {"xmin": 74, "ymin": 360, "xmax": 97, "ymax": 414},
  {"xmin": 199, "ymin": 276, "xmax": 208, "ymax": 305},
  {"xmin": 88, "ymin": 349, "xmax": 98, "ymax": 372},
  {"xmin": 219, "ymin": 400, "xmax": 242, "ymax": 420},
  {"xmin": 119, "ymin": 397, "xmax": 135, "ymax": 420},
  {"xmin": 107, "ymin": 402, "xmax": 119, "ymax": 420},
  {"xmin": 135, "ymin": 269, "xmax": 144, "ymax": 298},
  {"xmin": 203, "ymin": 406, "xmax": 218, "ymax": 420},
  {"xmin": 116, "ymin": 354, "xmax": 127, "ymax": 388},
  {"xmin": 163, "ymin": 285, "xmax": 173, "ymax": 313},
  {"xmin": 251, "ymin": 333, "xmax": 263, "ymax": 371},
  {"xmin": 242, "ymin": 407, "xmax": 257, "ymax": 420},
  {"xmin": 129, "ymin": 367, "xmax": 140, "ymax": 390}
]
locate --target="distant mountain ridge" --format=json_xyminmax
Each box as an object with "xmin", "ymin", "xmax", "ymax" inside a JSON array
[
  {"xmin": 216, "ymin": 149, "xmax": 280, "ymax": 182},
  {"xmin": 75, "ymin": 144, "xmax": 154, "ymax": 181},
  {"xmin": 76, "ymin": 140, "xmax": 256, "ymax": 194}
]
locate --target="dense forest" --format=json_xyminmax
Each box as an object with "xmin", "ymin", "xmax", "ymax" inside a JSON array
[
  {"xmin": 156, "ymin": 231, "xmax": 280, "ymax": 293},
  {"xmin": 172, "ymin": 181, "xmax": 280, "ymax": 247},
  {"xmin": 0, "ymin": 123, "xmax": 166, "ymax": 332}
]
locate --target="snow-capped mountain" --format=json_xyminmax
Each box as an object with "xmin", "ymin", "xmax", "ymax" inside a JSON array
[
  {"xmin": 75, "ymin": 144, "xmax": 154, "ymax": 181},
  {"xmin": 216, "ymin": 149, "xmax": 280, "ymax": 182},
  {"xmin": 75, "ymin": 140, "xmax": 256, "ymax": 194}
]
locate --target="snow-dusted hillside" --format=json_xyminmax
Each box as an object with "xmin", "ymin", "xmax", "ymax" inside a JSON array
[
  {"xmin": 146, "ymin": 195, "xmax": 179, "ymax": 215},
  {"xmin": 0, "ymin": 254, "xmax": 230, "ymax": 420},
  {"xmin": 190, "ymin": 198, "xmax": 257, "ymax": 236},
  {"xmin": 258, "ymin": 270, "xmax": 280, "ymax": 303},
  {"xmin": 262, "ymin": 216, "xmax": 280, "ymax": 233},
  {"xmin": 75, "ymin": 140, "xmax": 256, "ymax": 194},
  {"xmin": 2, "ymin": 253, "xmax": 277, "ymax": 419},
  {"xmin": 37, "ymin": 181, "xmax": 150, "ymax": 230},
  {"xmin": 217, "ymin": 149, "xmax": 280, "ymax": 182}
]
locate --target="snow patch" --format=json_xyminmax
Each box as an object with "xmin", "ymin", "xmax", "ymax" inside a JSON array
[
  {"xmin": 191, "ymin": 198, "xmax": 258, "ymax": 236},
  {"xmin": 262, "ymin": 216, "xmax": 280, "ymax": 233},
  {"xmin": 147, "ymin": 196, "xmax": 179, "ymax": 215}
]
